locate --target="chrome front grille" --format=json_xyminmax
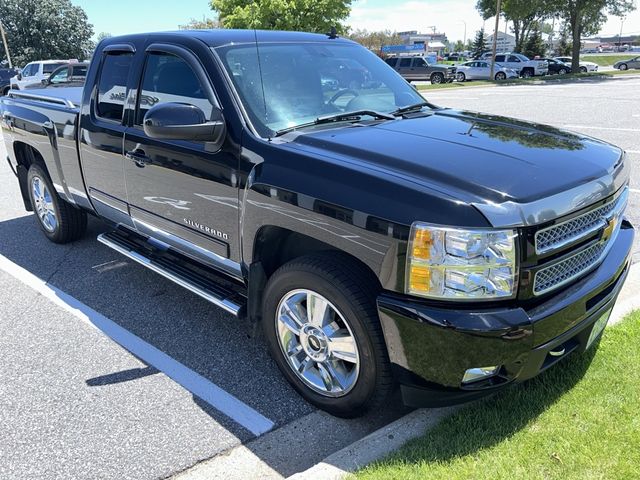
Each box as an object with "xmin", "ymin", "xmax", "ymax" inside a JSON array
[
  {"xmin": 535, "ymin": 191, "xmax": 626, "ymax": 255},
  {"xmin": 532, "ymin": 187, "xmax": 628, "ymax": 296},
  {"xmin": 533, "ymin": 241, "xmax": 607, "ymax": 295}
]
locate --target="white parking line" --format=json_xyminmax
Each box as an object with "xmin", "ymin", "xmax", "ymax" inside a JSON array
[
  {"xmin": 564, "ymin": 125, "xmax": 640, "ymax": 133},
  {"xmin": 630, "ymin": 188, "xmax": 640, "ymax": 194},
  {"xmin": 626, "ymin": 150, "xmax": 640, "ymax": 154},
  {"xmin": 0, "ymin": 253, "xmax": 275, "ymax": 436}
]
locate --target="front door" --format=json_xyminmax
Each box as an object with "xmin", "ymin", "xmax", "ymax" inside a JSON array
[{"xmin": 123, "ymin": 44, "xmax": 241, "ymax": 278}]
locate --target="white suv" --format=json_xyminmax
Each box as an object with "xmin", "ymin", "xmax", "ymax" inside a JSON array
[
  {"xmin": 481, "ymin": 53, "xmax": 548, "ymax": 77},
  {"xmin": 10, "ymin": 60, "xmax": 69, "ymax": 90}
]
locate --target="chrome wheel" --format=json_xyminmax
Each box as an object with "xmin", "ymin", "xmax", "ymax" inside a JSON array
[
  {"xmin": 275, "ymin": 289, "xmax": 360, "ymax": 397},
  {"xmin": 31, "ymin": 176, "xmax": 57, "ymax": 232}
]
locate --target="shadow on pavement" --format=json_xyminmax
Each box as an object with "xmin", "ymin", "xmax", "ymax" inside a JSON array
[{"xmin": 0, "ymin": 212, "xmax": 407, "ymax": 477}]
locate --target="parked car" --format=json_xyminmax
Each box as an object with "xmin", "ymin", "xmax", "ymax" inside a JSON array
[
  {"xmin": 385, "ymin": 56, "xmax": 456, "ymax": 84},
  {"xmin": 554, "ymin": 57, "xmax": 598, "ymax": 73},
  {"xmin": 0, "ymin": 67, "xmax": 19, "ymax": 96},
  {"xmin": 541, "ymin": 58, "xmax": 571, "ymax": 75},
  {"xmin": 0, "ymin": 30, "xmax": 633, "ymax": 417},
  {"xmin": 481, "ymin": 52, "xmax": 548, "ymax": 77},
  {"xmin": 614, "ymin": 56, "xmax": 640, "ymax": 70},
  {"xmin": 444, "ymin": 53, "xmax": 466, "ymax": 62},
  {"xmin": 10, "ymin": 60, "xmax": 69, "ymax": 89},
  {"xmin": 455, "ymin": 61, "xmax": 518, "ymax": 81},
  {"xmin": 35, "ymin": 62, "xmax": 89, "ymax": 88}
]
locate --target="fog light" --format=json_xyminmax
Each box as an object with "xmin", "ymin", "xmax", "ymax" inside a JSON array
[{"xmin": 462, "ymin": 366, "xmax": 500, "ymax": 384}]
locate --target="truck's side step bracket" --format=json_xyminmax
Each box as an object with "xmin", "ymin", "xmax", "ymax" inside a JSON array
[{"xmin": 97, "ymin": 230, "xmax": 246, "ymax": 316}]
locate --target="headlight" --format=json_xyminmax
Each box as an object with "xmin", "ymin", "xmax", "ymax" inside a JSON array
[{"xmin": 406, "ymin": 223, "xmax": 518, "ymax": 300}]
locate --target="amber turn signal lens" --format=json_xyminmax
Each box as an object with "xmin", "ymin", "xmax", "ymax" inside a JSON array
[
  {"xmin": 412, "ymin": 228, "xmax": 432, "ymax": 260},
  {"xmin": 409, "ymin": 265, "xmax": 431, "ymax": 292}
]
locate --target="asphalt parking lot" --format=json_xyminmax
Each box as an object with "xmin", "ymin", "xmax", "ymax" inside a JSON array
[{"xmin": 1, "ymin": 74, "xmax": 639, "ymax": 479}]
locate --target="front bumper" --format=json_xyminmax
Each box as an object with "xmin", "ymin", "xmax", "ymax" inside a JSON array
[{"xmin": 378, "ymin": 222, "xmax": 634, "ymax": 407}]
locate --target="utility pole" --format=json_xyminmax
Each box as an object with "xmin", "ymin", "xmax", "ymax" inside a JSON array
[
  {"xmin": 618, "ymin": 16, "xmax": 625, "ymax": 52},
  {"xmin": 0, "ymin": 19, "xmax": 12, "ymax": 68},
  {"xmin": 489, "ymin": 0, "xmax": 502, "ymax": 80}
]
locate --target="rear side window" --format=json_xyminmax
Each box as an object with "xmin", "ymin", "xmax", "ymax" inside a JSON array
[
  {"xmin": 495, "ymin": 55, "xmax": 505, "ymax": 62},
  {"xmin": 399, "ymin": 58, "xmax": 411, "ymax": 68},
  {"xmin": 96, "ymin": 53, "xmax": 133, "ymax": 122},
  {"xmin": 43, "ymin": 63, "xmax": 66, "ymax": 74},
  {"xmin": 72, "ymin": 65, "xmax": 88, "ymax": 78},
  {"xmin": 135, "ymin": 52, "xmax": 213, "ymax": 125}
]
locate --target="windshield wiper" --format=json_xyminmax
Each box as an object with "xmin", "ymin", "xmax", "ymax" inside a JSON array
[
  {"xmin": 390, "ymin": 101, "xmax": 435, "ymax": 116},
  {"xmin": 273, "ymin": 110, "xmax": 395, "ymax": 137}
]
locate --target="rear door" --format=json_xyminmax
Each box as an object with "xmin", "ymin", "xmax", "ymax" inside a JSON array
[
  {"xmin": 396, "ymin": 57, "xmax": 413, "ymax": 79},
  {"xmin": 123, "ymin": 42, "xmax": 241, "ymax": 278},
  {"xmin": 79, "ymin": 45, "xmax": 137, "ymax": 227}
]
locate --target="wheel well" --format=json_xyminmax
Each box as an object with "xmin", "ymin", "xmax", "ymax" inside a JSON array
[
  {"xmin": 13, "ymin": 142, "xmax": 47, "ymax": 211},
  {"xmin": 247, "ymin": 226, "xmax": 382, "ymax": 323}
]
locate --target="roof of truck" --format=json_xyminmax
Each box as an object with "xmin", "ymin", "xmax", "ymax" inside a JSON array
[{"xmin": 103, "ymin": 29, "xmax": 354, "ymax": 48}]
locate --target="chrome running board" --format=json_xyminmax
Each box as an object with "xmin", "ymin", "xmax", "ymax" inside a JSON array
[{"xmin": 98, "ymin": 230, "xmax": 245, "ymax": 316}]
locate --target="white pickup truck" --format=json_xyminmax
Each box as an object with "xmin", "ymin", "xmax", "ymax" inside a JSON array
[
  {"xmin": 9, "ymin": 60, "xmax": 69, "ymax": 90},
  {"xmin": 481, "ymin": 52, "xmax": 548, "ymax": 77}
]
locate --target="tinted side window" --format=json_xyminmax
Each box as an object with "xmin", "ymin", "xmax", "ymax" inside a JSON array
[
  {"xmin": 412, "ymin": 58, "xmax": 426, "ymax": 67},
  {"xmin": 508, "ymin": 55, "xmax": 520, "ymax": 62},
  {"xmin": 399, "ymin": 58, "xmax": 411, "ymax": 68},
  {"xmin": 43, "ymin": 63, "xmax": 66, "ymax": 74},
  {"xmin": 384, "ymin": 58, "xmax": 397, "ymax": 67},
  {"xmin": 495, "ymin": 55, "xmax": 505, "ymax": 63},
  {"xmin": 72, "ymin": 65, "xmax": 88, "ymax": 78},
  {"xmin": 135, "ymin": 52, "xmax": 213, "ymax": 125},
  {"xmin": 96, "ymin": 53, "xmax": 133, "ymax": 122}
]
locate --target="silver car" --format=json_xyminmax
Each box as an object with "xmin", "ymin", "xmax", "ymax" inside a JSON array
[
  {"xmin": 614, "ymin": 56, "xmax": 640, "ymax": 70},
  {"xmin": 455, "ymin": 61, "xmax": 519, "ymax": 81}
]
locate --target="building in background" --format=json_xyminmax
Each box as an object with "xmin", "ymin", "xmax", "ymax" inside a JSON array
[
  {"xmin": 398, "ymin": 30, "xmax": 448, "ymax": 55},
  {"xmin": 486, "ymin": 32, "xmax": 516, "ymax": 53}
]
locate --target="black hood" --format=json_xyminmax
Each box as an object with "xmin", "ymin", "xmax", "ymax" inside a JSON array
[{"xmin": 283, "ymin": 109, "xmax": 623, "ymax": 207}]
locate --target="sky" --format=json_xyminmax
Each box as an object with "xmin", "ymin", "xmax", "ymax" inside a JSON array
[{"xmin": 71, "ymin": 0, "xmax": 640, "ymax": 43}]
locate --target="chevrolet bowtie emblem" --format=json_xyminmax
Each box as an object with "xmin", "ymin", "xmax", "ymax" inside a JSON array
[{"xmin": 601, "ymin": 215, "xmax": 617, "ymax": 242}]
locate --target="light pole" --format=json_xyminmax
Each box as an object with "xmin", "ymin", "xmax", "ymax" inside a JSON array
[
  {"xmin": 459, "ymin": 20, "xmax": 467, "ymax": 48},
  {"xmin": 618, "ymin": 16, "xmax": 626, "ymax": 52},
  {"xmin": 0, "ymin": 19, "xmax": 12, "ymax": 69},
  {"xmin": 489, "ymin": 0, "xmax": 502, "ymax": 80}
]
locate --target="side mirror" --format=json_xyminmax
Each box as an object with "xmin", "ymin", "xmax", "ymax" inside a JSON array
[
  {"xmin": 41, "ymin": 79, "xmax": 48, "ymax": 86},
  {"xmin": 17, "ymin": 73, "xmax": 22, "ymax": 81},
  {"xmin": 143, "ymin": 102, "xmax": 225, "ymax": 145}
]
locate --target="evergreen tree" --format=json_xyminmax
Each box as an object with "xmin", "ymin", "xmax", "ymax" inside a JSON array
[
  {"xmin": 523, "ymin": 29, "xmax": 546, "ymax": 57},
  {"xmin": 472, "ymin": 28, "xmax": 488, "ymax": 58}
]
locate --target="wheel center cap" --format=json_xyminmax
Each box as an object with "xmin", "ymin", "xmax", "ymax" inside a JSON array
[{"xmin": 300, "ymin": 325, "xmax": 328, "ymax": 361}]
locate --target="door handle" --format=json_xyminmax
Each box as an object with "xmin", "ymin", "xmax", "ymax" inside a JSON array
[{"xmin": 125, "ymin": 150, "xmax": 152, "ymax": 168}]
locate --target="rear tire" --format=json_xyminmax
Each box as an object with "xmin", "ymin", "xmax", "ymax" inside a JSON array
[
  {"xmin": 262, "ymin": 253, "xmax": 393, "ymax": 417},
  {"xmin": 558, "ymin": 68, "xmax": 568, "ymax": 75},
  {"xmin": 494, "ymin": 72, "xmax": 506, "ymax": 81},
  {"xmin": 1, "ymin": 86, "xmax": 9, "ymax": 96},
  {"xmin": 580, "ymin": 66, "xmax": 587, "ymax": 73},
  {"xmin": 27, "ymin": 163, "xmax": 87, "ymax": 244},
  {"xmin": 521, "ymin": 68, "xmax": 533, "ymax": 78},
  {"xmin": 619, "ymin": 63, "xmax": 628, "ymax": 71}
]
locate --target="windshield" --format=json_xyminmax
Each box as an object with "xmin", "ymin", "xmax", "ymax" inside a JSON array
[{"xmin": 215, "ymin": 42, "xmax": 425, "ymax": 137}]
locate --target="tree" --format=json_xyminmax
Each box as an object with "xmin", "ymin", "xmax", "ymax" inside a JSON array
[
  {"xmin": 472, "ymin": 28, "xmax": 488, "ymax": 58},
  {"xmin": 0, "ymin": 0, "xmax": 94, "ymax": 66},
  {"xmin": 210, "ymin": 0, "xmax": 352, "ymax": 33},
  {"xmin": 556, "ymin": 23, "xmax": 572, "ymax": 55},
  {"xmin": 548, "ymin": 0, "xmax": 635, "ymax": 72},
  {"xmin": 346, "ymin": 29, "xmax": 402, "ymax": 51},
  {"xmin": 476, "ymin": 0, "xmax": 552, "ymax": 52},
  {"xmin": 523, "ymin": 28, "xmax": 546, "ymax": 57},
  {"xmin": 97, "ymin": 32, "xmax": 112, "ymax": 42},
  {"xmin": 179, "ymin": 16, "xmax": 222, "ymax": 30},
  {"xmin": 453, "ymin": 40, "xmax": 465, "ymax": 52}
]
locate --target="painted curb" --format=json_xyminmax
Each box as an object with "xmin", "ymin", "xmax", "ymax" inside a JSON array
[{"xmin": 289, "ymin": 262, "xmax": 640, "ymax": 480}]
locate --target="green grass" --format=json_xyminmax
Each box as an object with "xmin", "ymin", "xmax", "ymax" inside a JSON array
[
  {"xmin": 581, "ymin": 54, "xmax": 639, "ymax": 66},
  {"xmin": 356, "ymin": 311, "xmax": 640, "ymax": 480},
  {"xmin": 415, "ymin": 68, "xmax": 639, "ymax": 91}
]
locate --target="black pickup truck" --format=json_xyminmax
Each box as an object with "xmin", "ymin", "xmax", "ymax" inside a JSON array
[{"xmin": 0, "ymin": 30, "xmax": 633, "ymax": 417}]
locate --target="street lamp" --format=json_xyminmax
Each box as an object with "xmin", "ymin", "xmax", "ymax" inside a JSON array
[
  {"xmin": 618, "ymin": 16, "xmax": 626, "ymax": 52},
  {"xmin": 458, "ymin": 20, "xmax": 467, "ymax": 47}
]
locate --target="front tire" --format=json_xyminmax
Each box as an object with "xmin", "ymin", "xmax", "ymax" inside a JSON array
[
  {"xmin": 619, "ymin": 63, "xmax": 628, "ymax": 71},
  {"xmin": 494, "ymin": 71, "xmax": 506, "ymax": 80},
  {"xmin": 558, "ymin": 68, "xmax": 568, "ymax": 75},
  {"xmin": 580, "ymin": 66, "xmax": 587, "ymax": 73},
  {"xmin": 521, "ymin": 68, "xmax": 533, "ymax": 78},
  {"xmin": 27, "ymin": 163, "xmax": 87, "ymax": 243},
  {"xmin": 262, "ymin": 253, "xmax": 393, "ymax": 417},
  {"xmin": 430, "ymin": 72, "xmax": 445, "ymax": 85},
  {"xmin": 456, "ymin": 72, "xmax": 466, "ymax": 82}
]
